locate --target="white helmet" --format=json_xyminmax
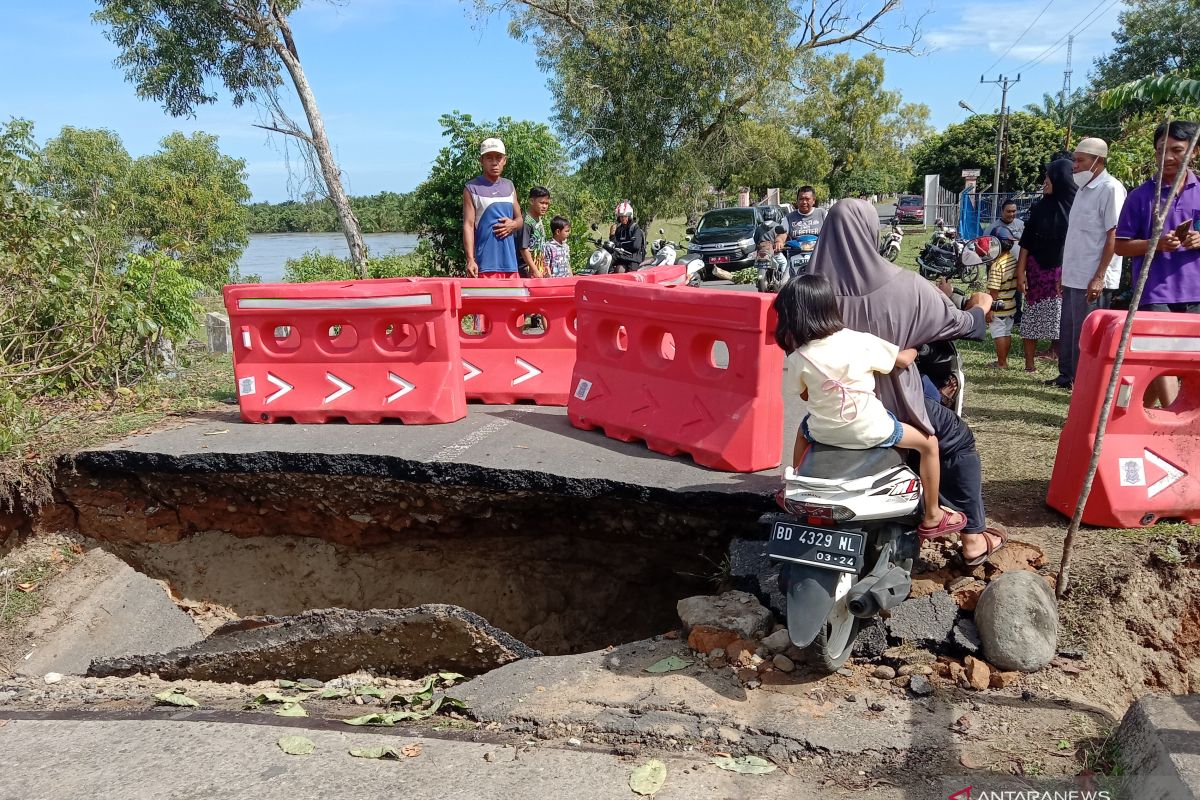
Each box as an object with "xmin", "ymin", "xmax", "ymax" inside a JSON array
[{"xmin": 615, "ymin": 200, "xmax": 634, "ymax": 221}]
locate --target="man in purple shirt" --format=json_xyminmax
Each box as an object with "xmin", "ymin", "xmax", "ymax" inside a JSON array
[{"xmin": 1116, "ymin": 119, "xmax": 1200, "ymax": 407}]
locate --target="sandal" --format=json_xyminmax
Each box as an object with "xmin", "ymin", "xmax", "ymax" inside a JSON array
[
  {"xmin": 959, "ymin": 524, "xmax": 1009, "ymax": 567},
  {"xmin": 917, "ymin": 508, "xmax": 968, "ymax": 539}
]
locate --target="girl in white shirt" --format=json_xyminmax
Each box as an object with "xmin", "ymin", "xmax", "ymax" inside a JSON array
[{"xmin": 774, "ymin": 274, "xmax": 968, "ymax": 538}]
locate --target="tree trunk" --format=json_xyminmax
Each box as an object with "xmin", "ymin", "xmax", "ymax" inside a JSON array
[{"xmin": 270, "ymin": 15, "xmax": 367, "ymax": 276}]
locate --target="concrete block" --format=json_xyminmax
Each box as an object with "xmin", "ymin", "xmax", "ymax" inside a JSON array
[
  {"xmin": 1117, "ymin": 694, "xmax": 1200, "ymax": 799},
  {"xmin": 206, "ymin": 312, "xmax": 231, "ymax": 353}
]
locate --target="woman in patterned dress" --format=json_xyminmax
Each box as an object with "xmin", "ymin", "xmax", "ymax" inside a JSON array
[{"xmin": 1016, "ymin": 158, "xmax": 1077, "ymax": 372}]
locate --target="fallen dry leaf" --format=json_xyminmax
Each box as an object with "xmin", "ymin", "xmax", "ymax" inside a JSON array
[
  {"xmin": 401, "ymin": 743, "xmax": 422, "ymax": 758},
  {"xmin": 203, "ymin": 429, "xmax": 230, "ymax": 436},
  {"xmin": 16, "ymin": 583, "xmax": 36, "ymax": 593},
  {"xmin": 535, "ymin": 686, "xmax": 546, "ymax": 692}
]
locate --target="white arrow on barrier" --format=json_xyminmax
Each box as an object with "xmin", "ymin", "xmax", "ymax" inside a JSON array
[
  {"xmin": 386, "ymin": 372, "xmax": 415, "ymax": 403},
  {"xmin": 323, "ymin": 372, "xmax": 354, "ymax": 404},
  {"xmin": 512, "ymin": 357, "xmax": 542, "ymax": 386},
  {"xmin": 1145, "ymin": 448, "xmax": 1187, "ymax": 499},
  {"xmin": 265, "ymin": 373, "xmax": 293, "ymax": 404},
  {"xmin": 463, "ymin": 359, "xmax": 482, "ymax": 382}
]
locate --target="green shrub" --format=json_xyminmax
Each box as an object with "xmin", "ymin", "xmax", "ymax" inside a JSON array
[{"xmin": 282, "ymin": 247, "xmax": 438, "ymax": 283}]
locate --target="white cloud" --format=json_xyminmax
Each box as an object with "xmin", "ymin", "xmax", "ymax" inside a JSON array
[{"xmin": 924, "ymin": 0, "xmax": 1124, "ymax": 69}]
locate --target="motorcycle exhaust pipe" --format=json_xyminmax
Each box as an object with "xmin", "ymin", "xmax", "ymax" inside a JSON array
[{"xmin": 846, "ymin": 566, "xmax": 912, "ymax": 618}]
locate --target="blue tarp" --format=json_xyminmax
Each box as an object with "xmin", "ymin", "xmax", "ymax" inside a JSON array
[{"xmin": 959, "ymin": 189, "xmax": 979, "ymax": 240}]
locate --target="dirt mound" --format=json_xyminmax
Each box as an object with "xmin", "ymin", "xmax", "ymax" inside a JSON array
[{"xmin": 1054, "ymin": 537, "xmax": 1200, "ymax": 709}]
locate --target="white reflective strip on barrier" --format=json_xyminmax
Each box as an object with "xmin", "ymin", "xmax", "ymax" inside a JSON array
[
  {"xmin": 241, "ymin": 330, "xmax": 251, "ymax": 349},
  {"xmin": 460, "ymin": 287, "xmax": 532, "ymax": 298},
  {"xmin": 1130, "ymin": 336, "xmax": 1200, "ymax": 352},
  {"xmin": 1117, "ymin": 382, "xmax": 1133, "ymax": 408},
  {"xmin": 238, "ymin": 295, "xmax": 433, "ymax": 310}
]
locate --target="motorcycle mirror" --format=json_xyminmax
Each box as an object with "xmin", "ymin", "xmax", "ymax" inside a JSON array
[
  {"xmin": 590, "ymin": 223, "xmax": 598, "ymax": 232},
  {"xmin": 685, "ymin": 226, "xmax": 695, "ymax": 235},
  {"xmin": 658, "ymin": 228, "xmax": 665, "ymax": 235}
]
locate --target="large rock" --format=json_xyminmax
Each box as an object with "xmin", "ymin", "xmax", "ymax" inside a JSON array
[
  {"xmin": 677, "ymin": 591, "xmax": 772, "ymax": 639},
  {"xmin": 884, "ymin": 591, "xmax": 959, "ymax": 648},
  {"xmin": 975, "ymin": 570, "xmax": 1058, "ymax": 672},
  {"xmin": 87, "ymin": 605, "xmax": 539, "ymax": 683}
]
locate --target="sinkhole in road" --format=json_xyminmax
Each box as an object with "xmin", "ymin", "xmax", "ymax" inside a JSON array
[{"xmin": 60, "ymin": 468, "xmax": 758, "ymax": 656}]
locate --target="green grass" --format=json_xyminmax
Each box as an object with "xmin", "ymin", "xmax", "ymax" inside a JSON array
[
  {"xmin": 0, "ymin": 548, "xmax": 79, "ymax": 628},
  {"xmin": 2, "ymin": 350, "xmax": 235, "ymax": 497}
]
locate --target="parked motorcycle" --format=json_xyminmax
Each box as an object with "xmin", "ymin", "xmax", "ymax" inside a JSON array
[
  {"xmin": 878, "ymin": 219, "xmax": 903, "ymax": 262},
  {"xmin": 646, "ymin": 228, "xmax": 682, "ymax": 268},
  {"xmin": 755, "ymin": 231, "xmax": 814, "ymax": 293},
  {"xmin": 929, "ymin": 218, "xmax": 958, "ymax": 249},
  {"xmin": 761, "ymin": 338, "xmax": 967, "ymax": 671},
  {"xmin": 916, "ymin": 235, "xmax": 999, "ymax": 291}
]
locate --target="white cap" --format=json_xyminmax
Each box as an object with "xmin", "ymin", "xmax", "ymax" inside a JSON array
[
  {"xmin": 1075, "ymin": 137, "xmax": 1109, "ymax": 158},
  {"xmin": 480, "ymin": 138, "xmax": 506, "ymax": 156}
]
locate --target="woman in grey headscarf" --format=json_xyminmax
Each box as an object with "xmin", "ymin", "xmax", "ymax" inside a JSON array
[{"xmin": 808, "ymin": 199, "xmax": 1008, "ymax": 566}]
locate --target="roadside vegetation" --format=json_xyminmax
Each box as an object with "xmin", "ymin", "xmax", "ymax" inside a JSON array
[{"xmin": 0, "ymin": 119, "xmax": 245, "ymax": 495}]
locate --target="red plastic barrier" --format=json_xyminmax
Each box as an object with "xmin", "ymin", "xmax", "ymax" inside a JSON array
[
  {"xmin": 457, "ymin": 277, "xmax": 578, "ymax": 405},
  {"xmin": 1047, "ymin": 310, "xmax": 1200, "ymax": 527},
  {"xmin": 223, "ymin": 279, "xmax": 466, "ymax": 424},
  {"xmin": 566, "ymin": 278, "xmax": 783, "ymax": 472}
]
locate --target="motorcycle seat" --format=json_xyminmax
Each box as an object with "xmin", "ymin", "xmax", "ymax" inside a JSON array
[{"xmin": 795, "ymin": 442, "xmax": 903, "ymax": 481}]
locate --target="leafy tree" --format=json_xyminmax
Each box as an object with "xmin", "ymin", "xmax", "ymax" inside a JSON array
[
  {"xmin": 94, "ymin": 0, "xmax": 369, "ymax": 274},
  {"xmin": 490, "ymin": 0, "xmax": 919, "ymax": 220},
  {"xmin": 1093, "ymin": 0, "xmax": 1199, "ymax": 90},
  {"xmin": 0, "ymin": 120, "xmax": 200, "ymax": 407},
  {"xmin": 42, "ymin": 126, "xmax": 134, "ymax": 265},
  {"xmin": 720, "ymin": 118, "xmax": 832, "ymax": 198},
  {"xmin": 127, "ymin": 132, "xmax": 251, "ymax": 288},
  {"xmin": 402, "ymin": 112, "xmax": 563, "ymax": 274},
  {"xmin": 909, "ymin": 112, "xmax": 1065, "ymax": 194},
  {"xmin": 794, "ymin": 53, "xmax": 930, "ymax": 197}
]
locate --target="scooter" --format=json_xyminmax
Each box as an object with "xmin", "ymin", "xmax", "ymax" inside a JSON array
[
  {"xmin": 762, "ymin": 340, "xmax": 967, "ymax": 672},
  {"xmin": 785, "ymin": 234, "xmax": 818, "ymax": 277},
  {"xmin": 584, "ymin": 227, "xmax": 640, "ymax": 275},
  {"xmin": 646, "ymin": 229, "xmax": 682, "ymax": 268},
  {"xmin": 754, "ymin": 242, "xmax": 789, "ymax": 293},
  {"xmin": 879, "ymin": 219, "xmax": 903, "ymax": 262}
]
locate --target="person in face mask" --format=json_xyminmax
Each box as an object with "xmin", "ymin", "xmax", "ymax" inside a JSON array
[{"xmin": 1052, "ymin": 137, "xmax": 1127, "ymax": 390}]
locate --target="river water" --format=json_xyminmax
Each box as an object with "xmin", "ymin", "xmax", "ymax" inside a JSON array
[{"xmin": 237, "ymin": 232, "xmax": 419, "ymax": 283}]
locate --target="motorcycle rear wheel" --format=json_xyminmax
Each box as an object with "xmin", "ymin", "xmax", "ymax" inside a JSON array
[
  {"xmin": 803, "ymin": 588, "xmax": 861, "ymax": 672},
  {"xmin": 884, "ymin": 245, "xmax": 900, "ymax": 262}
]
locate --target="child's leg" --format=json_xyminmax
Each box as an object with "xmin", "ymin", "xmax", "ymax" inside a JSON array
[
  {"xmin": 896, "ymin": 423, "xmax": 946, "ymax": 527},
  {"xmin": 994, "ymin": 334, "xmax": 1010, "ymax": 368}
]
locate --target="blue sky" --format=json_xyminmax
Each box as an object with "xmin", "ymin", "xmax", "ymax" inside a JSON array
[{"xmin": 0, "ymin": 0, "xmax": 1125, "ymax": 201}]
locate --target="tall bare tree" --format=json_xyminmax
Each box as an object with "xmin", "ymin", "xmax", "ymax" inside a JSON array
[{"xmin": 95, "ymin": 0, "xmax": 368, "ymax": 275}]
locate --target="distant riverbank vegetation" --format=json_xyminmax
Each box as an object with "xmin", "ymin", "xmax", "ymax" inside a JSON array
[{"xmin": 245, "ymin": 192, "xmax": 414, "ymax": 234}]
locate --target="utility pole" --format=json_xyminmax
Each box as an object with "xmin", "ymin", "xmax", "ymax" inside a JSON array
[
  {"xmin": 981, "ymin": 73, "xmax": 1021, "ymax": 224},
  {"xmin": 1062, "ymin": 35, "xmax": 1075, "ymax": 149}
]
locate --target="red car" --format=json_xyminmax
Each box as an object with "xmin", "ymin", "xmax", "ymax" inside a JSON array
[{"xmin": 895, "ymin": 195, "xmax": 925, "ymax": 224}]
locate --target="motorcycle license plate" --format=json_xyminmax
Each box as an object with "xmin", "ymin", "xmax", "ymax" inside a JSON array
[
  {"xmin": 710, "ymin": 255, "xmax": 730, "ymax": 263},
  {"xmin": 768, "ymin": 522, "xmax": 863, "ymax": 573}
]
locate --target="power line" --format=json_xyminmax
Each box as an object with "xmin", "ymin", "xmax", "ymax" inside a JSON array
[{"xmin": 1011, "ymin": 0, "xmax": 1121, "ymax": 73}]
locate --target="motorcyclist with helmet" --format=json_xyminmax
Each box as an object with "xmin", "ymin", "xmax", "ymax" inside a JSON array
[{"xmin": 611, "ymin": 201, "xmax": 646, "ymax": 273}]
